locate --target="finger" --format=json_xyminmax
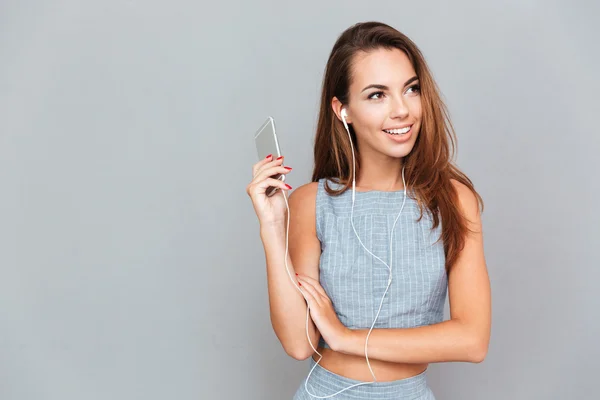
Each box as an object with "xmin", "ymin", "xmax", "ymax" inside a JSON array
[
  {"xmin": 297, "ymin": 277, "xmax": 324, "ymax": 307},
  {"xmin": 252, "ymin": 154, "xmax": 275, "ymax": 177},
  {"xmin": 247, "ymin": 177, "xmax": 290, "ymax": 199},
  {"xmin": 252, "ymin": 177, "xmax": 291, "ymax": 195},
  {"xmin": 298, "ymin": 275, "xmax": 329, "ymax": 300},
  {"xmin": 252, "ymin": 165, "xmax": 292, "ymax": 184},
  {"xmin": 253, "ymin": 155, "xmax": 282, "ymax": 175},
  {"xmin": 253, "ymin": 155, "xmax": 284, "ymax": 178},
  {"xmin": 298, "ymin": 283, "xmax": 318, "ymax": 308}
]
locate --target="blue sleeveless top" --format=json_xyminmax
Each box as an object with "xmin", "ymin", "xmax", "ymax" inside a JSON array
[{"xmin": 315, "ymin": 178, "xmax": 448, "ymax": 349}]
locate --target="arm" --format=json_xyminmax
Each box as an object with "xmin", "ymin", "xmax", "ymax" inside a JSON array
[
  {"xmin": 262, "ymin": 182, "xmax": 322, "ymax": 360},
  {"xmin": 315, "ymin": 180, "xmax": 491, "ymax": 363}
]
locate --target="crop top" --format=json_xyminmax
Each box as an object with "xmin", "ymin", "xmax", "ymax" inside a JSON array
[{"xmin": 314, "ymin": 178, "xmax": 448, "ymax": 349}]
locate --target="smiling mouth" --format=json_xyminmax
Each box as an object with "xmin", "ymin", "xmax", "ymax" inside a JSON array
[{"xmin": 383, "ymin": 125, "xmax": 412, "ymax": 135}]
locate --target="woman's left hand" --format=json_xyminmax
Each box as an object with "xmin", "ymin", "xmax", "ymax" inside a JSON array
[{"xmin": 297, "ymin": 274, "xmax": 350, "ymax": 352}]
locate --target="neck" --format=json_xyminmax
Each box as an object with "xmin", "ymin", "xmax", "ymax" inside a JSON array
[{"xmin": 355, "ymin": 153, "xmax": 405, "ymax": 192}]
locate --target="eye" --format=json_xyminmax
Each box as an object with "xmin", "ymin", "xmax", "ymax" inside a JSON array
[
  {"xmin": 368, "ymin": 91, "xmax": 385, "ymax": 100},
  {"xmin": 406, "ymin": 84, "xmax": 421, "ymax": 94}
]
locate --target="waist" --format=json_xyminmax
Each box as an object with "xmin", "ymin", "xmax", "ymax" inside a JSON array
[{"xmin": 312, "ymin": 346, "xmax": 429, "ymax": 382}]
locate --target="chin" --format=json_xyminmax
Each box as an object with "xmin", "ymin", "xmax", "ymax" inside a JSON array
[
  {"xmin": 383, "ymin": 132, "xmax": 419, "ymax": 158},
  {"xmin": 389, "ymin": 147, "xmax": 415, "ymax": 159}
]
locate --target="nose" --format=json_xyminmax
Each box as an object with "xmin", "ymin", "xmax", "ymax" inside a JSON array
[{"xmin": 390, "ymin": 96, "xmax": 409, "ymax": 119}]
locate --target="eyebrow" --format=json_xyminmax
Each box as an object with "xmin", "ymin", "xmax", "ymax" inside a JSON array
[{"xmin": 360, "ymin": 76, "xmax": 419, "ymax": 93}]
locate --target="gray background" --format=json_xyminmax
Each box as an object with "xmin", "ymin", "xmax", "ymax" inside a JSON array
[{"xmin": 1, "ymin": 1, "xmax": 598, "ymax": 399}]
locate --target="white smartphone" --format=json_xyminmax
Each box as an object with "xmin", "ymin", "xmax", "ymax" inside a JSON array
[{"xmin": 254, "ymin": 116, "xmax": 285, "ymax": 197}]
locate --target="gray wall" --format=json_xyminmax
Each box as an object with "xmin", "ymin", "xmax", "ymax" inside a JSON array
[{"xmin": 1, "ymin": 1, "xmax": 598, "ymax": 399}]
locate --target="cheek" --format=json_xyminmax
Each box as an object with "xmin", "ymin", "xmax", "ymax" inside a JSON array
[
  {"xmin": 355, "ymin": 108, "xmax": 385, "ymax": 129},
  {"xmin": 409, "ymin": 98, "xmax": 422, "ymax": 119},
  {"xmin": 367, "ymin": 107, "xmax": 390, "ymax": 126}
]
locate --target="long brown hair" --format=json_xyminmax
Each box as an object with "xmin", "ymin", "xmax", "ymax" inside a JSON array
[{"xmin": 311, "ymin": 21, "xmax": 484, "ymax": 273}]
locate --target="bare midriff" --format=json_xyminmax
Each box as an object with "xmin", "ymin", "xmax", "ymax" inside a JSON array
[{"xmin": 312, "ymin": 346, "xmax": 428, "ymax": 382}]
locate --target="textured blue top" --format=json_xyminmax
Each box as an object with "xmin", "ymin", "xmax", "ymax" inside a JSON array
[{"xmin": 315, "ymin": 178, "xmax": 448, "ymax": 349}]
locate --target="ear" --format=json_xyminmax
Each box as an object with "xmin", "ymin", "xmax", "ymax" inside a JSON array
[{"xmin": 331, "ymin": 97, "xmax": 351, "ymax": 124}]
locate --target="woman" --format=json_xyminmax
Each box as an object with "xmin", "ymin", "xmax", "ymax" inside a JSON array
[{"xmin": 247, "ymin": 21, "xmax": 491, "ymax": 399}]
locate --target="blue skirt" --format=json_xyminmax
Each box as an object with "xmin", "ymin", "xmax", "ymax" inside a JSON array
[{"xmin": 293, "ymin": 357, "xmax": 436, "ymax": 399}]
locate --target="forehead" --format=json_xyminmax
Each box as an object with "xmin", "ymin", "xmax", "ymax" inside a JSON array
[{"xmin": 349, "ymin": 48, "xmax": 416, "ymax": 89}]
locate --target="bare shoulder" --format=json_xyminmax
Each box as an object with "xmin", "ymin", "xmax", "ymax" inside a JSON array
[
  {"xmin": 286, "ymin": 181, "xmax": 320, "ymax": 277},
  {"xmin": 288, "ymin": 181, "xmax": 319, "ymax": 212}
]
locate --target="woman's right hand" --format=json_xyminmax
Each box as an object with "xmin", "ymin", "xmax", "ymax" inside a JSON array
[{"xmin": 246, "ymin": 154, "xmax": 293, "ymax": 227}]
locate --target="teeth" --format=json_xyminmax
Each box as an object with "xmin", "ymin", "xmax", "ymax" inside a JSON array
[{"xmin": 384, "ymin": 126, "xmax": 411, "ymax": 135}]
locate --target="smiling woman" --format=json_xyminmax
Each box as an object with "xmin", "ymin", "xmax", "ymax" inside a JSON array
[
  {"xmin": 246, "ymin": 21, "xmax": 491, "ymax": 400},
  {"xmin": 357, "ymin": 75, "xmax": 420, "ymax": 141}
]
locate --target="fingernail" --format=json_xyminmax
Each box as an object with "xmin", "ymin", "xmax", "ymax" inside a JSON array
[
  {"xmin": 298, "ymin": 282, "xmax": 302, "ymax": 286},
  {"xmin": 265, "ymin": 154, "xmax": 272, "ymax": 159},
  {"xmin": 295, "ymin": 273, "xmax": 298, "ymax": 276},
  {"xmin": 284, "ymin": 166, "xmax": 292, "ymax": 170},
  {"xmin": 285, "ymin": 184, "xmax": 292, "ymax": 190},
  {"xmin": 276, "ymin": 155, "xmax": 283, "ymax": 160}
]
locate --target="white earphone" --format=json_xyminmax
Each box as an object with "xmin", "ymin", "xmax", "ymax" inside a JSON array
[{"xmin": 301, "ymin": 107, "xmax": 408, "ymax": 398}]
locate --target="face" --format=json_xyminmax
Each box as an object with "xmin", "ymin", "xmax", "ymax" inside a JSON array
[{"xmin": 334, "ymin": 48, "xmax": 422, "ymax": 160}]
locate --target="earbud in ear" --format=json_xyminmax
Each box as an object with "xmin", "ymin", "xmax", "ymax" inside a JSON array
[{"xmin": 341, "ymin": 108, "xmax": 348, "ymax": 121}]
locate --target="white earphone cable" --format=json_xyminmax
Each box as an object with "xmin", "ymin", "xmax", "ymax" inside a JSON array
[{"xmin": 292, "ymin": 110, "xmax": 407, "ymax": 398}]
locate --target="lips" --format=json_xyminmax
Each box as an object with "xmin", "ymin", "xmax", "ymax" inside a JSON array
[
  {"xmin": 383, "ymin": 125, "xmax": 412, "ymax": 135},
  {"xmin": 383, "ymin": 125, "xmax": 413, "ymax": 143},
  {"xmin": 383, "ymin": 124, "xmax": 413, "ymax": 133}
]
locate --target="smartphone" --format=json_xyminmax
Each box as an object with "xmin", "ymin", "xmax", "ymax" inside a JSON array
[{"xmin": 254, "ymin": 116, "xmax": 285, "ymax": 197}]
